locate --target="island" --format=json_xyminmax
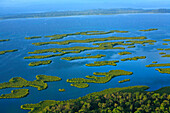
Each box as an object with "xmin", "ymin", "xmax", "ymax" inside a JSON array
[
  {"xmin": 127, "ymin": 45, "xmax": 135, "ymax": 48},
  {"xmin": 25, "ymin": 36, "xmax": 42, "ymax": 40},
  {"xmin": 163, "ymin": 43, "xmax": 168, "ymax": 45},
  {"xmin": 163, "ymin": 39, "xmax": 170, "ymax": 41},
  {"xmin": 121, "ymin": 56, "xmax": 146, "ymax": 61},
  {"xmin": 118, "ymin": 51, "xmax": 132, "ymax": 55},
  {"xmin": 139, "ymin": 28, "xmax": 158, "ymax": 32},
  {"xmin": 155, "ymin": 68, "xmax": 170, "ymax": 74},
  {"xmin": 0, "ymin": 49, "xmax": 18, "ymax": 55},
  {"xmin": 61, "ymin": 54, "xmax": 106, "ymax": 61},
  {"xmin": 0, "ymin": 39, "xmax": 10, "ymax": 42},
  {"xmin": 20, "ymin": 85, "xmax": 170, "ymax": 113},
  {"xmin": 67, "ymin": 70, "xmax": 133, "ymax": 84},
  {"xmin": 118, "ymin": 79, "xmax": 130, "ymax": 83},
  {"xmin": 0, "ymin": 75, "xmax": 61, "ymax": 90},
  {"xmin": 85, "ymin": 60, "xmax": 119, "ymax": 67},
  {"xmin": 161, "ymin": 54, "xmax": 170, "ymax": 57},
  {"xmin": 28, "ymin": 60, "xmax": 52, "ymax": 66},
  {"xmin": 152, "ymin": 61, "xmax": 157, "ymax": 63},
  {"xmin": 0, "ymin": 89, "xmax": 29, "ymax": 99},
  {"xmin": 32, "ymin": 36, "xmax": 146, "ymax": 46},
  {"xmin": 70, "ymin": 83, "xmax": 89, "ymax": 88},
  {"xmin": 145, "ymin": 63, "xmax": 170, "ymax": 67},
  {"xmin": 59, "ymin": 89, "xmax": 65, "ymax": 92},
  {"xmin": 159, "ymin": 52, "xmax": 166, "ymax": 55}
]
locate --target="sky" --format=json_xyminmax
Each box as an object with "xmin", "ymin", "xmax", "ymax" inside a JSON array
[{"xmin": 0, "ymin": 0, "xmax": 170, "ymax": 15}]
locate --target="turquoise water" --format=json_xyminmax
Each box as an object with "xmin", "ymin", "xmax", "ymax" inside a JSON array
[{"xmin": 0, "ymin": 14, "xmax": 170, "ymax": 113}]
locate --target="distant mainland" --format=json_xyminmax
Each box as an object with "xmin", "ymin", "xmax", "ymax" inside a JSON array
[{"xmin": 0, "ymin": 8, "xmax": 170, "ymax": 20}]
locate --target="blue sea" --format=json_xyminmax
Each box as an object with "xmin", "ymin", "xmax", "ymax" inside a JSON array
[{"xmin": 0, "ymin": 14, "xmax": 170, "ymax": 113}]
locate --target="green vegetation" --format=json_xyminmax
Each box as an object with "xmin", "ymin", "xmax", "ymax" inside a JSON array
[
  {"xmin": 163, "ymin": 43, "xmax": 168, "ymax": 45},
  {"xmin": 0, "ymin": 49, "xmax": 18, "ymax": 55},
  {"xmin": 163, "ymin": 39, "xmax": 170, "ymax": 41},
  {"xmin": 0, "ymin": 89, "xmax": 29, "ymax": 99},
  {"xmin": 28, "ymin": 60, "xmax": 52, "ymax": 66},
  {"xmin": 85, "ymin": 60, "xmax": 119, "ymax": 67},
  {"xmin": 121, "ymin": 56, "xmax": 146, "ymax": 61},
  {"xmin": 126, "ymin": 40, "xmax": 156, "ymax": 44},
  {"xmin": 157, "ymin": 48, "xmax": 170, "ymax": 50},
  {"xmin": 139, "ymin": 28, "xmax": 158, "ymax": 31},
  {"xmin": 0, "ymin": 39, "xmax": 10, "ymax": 42},
  {"xmin": 45, "ymin": 30, "xmax": 129, "ymax": 40},
  {"xmin": 152, "ymin": 61, "xmax": 157, "ymax": 63},
  {"xmin": 146, "ymin": 63, "xmax": 170, "ymax": 67},
  {"xmin": 157, "ymin": 48, "xmax": 164, "ymax": 50},
  {"xmin": 127, "ymin": 45, "xmax": 135, "ymax": 48},
  {"xmin": 118, "ymin": 51, "xmax": 132, "ymax": 55},
  {"xmin": 155, "ymin": 68, "xmax": 170, "ymax": 74},
  {"xmin": 0, "ymin": 75, "xmax": 61, "ymax": 90},
  {"xmin": 67, "ymin": 70, "xmax": 133, "ymax": 84},
  {"xmin": 33, "ymin": 36, "xmax": 146, "ymax": 46},
  {"xmin": 22, "ymin": 85, "xmax": 170, "ymax": 113},
  {"xmin": 118, "ymin": 79, "xmax": 130, "ymax": 83},
  {"xmin": 159, "ymin": 52, "xmax": 166, "ymax": 55},
  {"xmin": 162, "ymin": 54, "xmax": 170, "ymax": 57},
  {"xmin": 61, "ymin": 54, "xmax": 106, "ymax": 61},
  {"xmin": 71, "ymin": 83, "xmax": 89, "ymax": 88},
  {"xmin": 28, "ymin": 45, "xmax": 125, "ymax": 55},
  {"xmin": 25, "ymin": 36, "xmax": 41, "ymax": 40},
  {"xmin": 59, "ymin": 89, "xmax": 65, "ymax": 92}
]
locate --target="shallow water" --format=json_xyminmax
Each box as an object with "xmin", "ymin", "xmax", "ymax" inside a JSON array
[{"xmin": 0, "ymin": 14, "xmax": 170, "ymax": 113}]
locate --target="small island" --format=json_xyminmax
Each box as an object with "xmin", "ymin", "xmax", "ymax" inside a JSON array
[
  {"xmin": 0, "ymin": 89, "xmax": 29, "ymax": 99},
  {"xmin": 118, "ymin": 79, "xmax": 130, "ymax": 83},
  {"xmin": 159, "ymin": 52, "xmax": 166, "ymax": 55},
  {"xmin": 152, "ymin": 61, "xmax": 157, "ymax": 63},
  {"xmin": 127, "ymin": 45, "xmax": 135, "ymax": 48},
  {"xmin": 70, "ymin": 83, "xmax": 89, "ymax": 88},
  {"xmin": 163, "ymin": 39, "xmax": 170, "ymax": 41},
  {"xmin": 67, "ymin": 70, "xmax": 133, "ymax": 84},
  {"xmin": 61, "ymin": 54, "xmax": 106, "ymax": 61},
  {"xmin": 59, "ymin": 89, "xmax": 65, "ymax": 92},
  {"xmin": 29, "ymin": 60, "xmax": 52, "ymax": 66},
  {"xmin": 25, "ymin": 36, "xmax": 42, "ymax": 39},
  {"xmin": 162, "ymin": 54, "xmax": 170, "ymax": 57},
  {"xmin": 146, "ymin": 63, "xmax": 170, "ymax": 67},
  {"xmin": 118, "ymin": 51, "xmax": 132, "ymax": 55},
  {"xmin": 163, "ymin": 43, "xmax": 168, "ymax": 45},
  {"xmin": 155, "ymin": 68, "xmax": 170, "ymax": 74},
  {"xmin": 0, "ymin": 75, "xmax": 61, "ymax": 90},
  {"xmin": 121, "ymin": 56, "xmax": 146, "ymax": 61},
  {"xmin": 85, "ymin": 60, "xmax": 119, "ymax": 66},
  {"xmin": 0, "ymin": 49, "xmax": 18, "ymax": 55},
  {"xmin": 139, "ymin": 28, "xmax": 158, "ymax": 32},
  {"xmin": 0, "ymin": 39, "xmax": 10, "ymax": 42}
]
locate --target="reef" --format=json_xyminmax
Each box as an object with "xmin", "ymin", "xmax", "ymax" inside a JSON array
[
  {"xmin": 61, "ymin": 54, "xmax": 106, "ymax": 61},
  {"xmin": 118, "ymin": 79, "xmax": 130, "ymax": 83},
  {"xmin": 70, "ymin": 83, "xmax": 89, "ymax": 88},
  {"xmin": 139, "ymin": 28, "xmax": 158, "ymax": 32},
  {"xmin": 146, "ymin": 63, "xmax": 170, "ymax": 67},
  {"xmin": 0, "ymin": 89, "xmax": 29, "ymax": 99},
  {"xmin": 32, "ymin": 36, "xmax": 146, "ymax": 46},
  {"xmin": 28, "ymin": 60, "xmax": 52, "ymax": 66},
  {"xmin": 44, "ymin": 30, "xmax": 129, "ymax": 40},
  {"xmin": 85, "ymin": 60, "xmax": 119, "ymax": 67},
  {"xmin": 121, "ymin": 56, "xmax": 146, "ymax": 61},
  {"xmin": 0, "ymin": 39, "xmax": 10, "ymax": 42},
  {"xmin": 67, "ymin": 70, "xmax": 133, "ymax": 84},
  {"xmin": 0, "ymin": 49, "xmax": 18, "ymax": 55},
  {"xmin": 59, "ymin": 89, "xmax": 65, "ymax": 92},
  {"xmin": 155, "ymin": 68, "xmax": 170, "ymax": 74},
  {"xmin": 25, "ymin": 36, "xmax": 42, "ymax": 39},
  {"xmin": 0, "ymin": 75, "xmax": 61, "ymax": 90},
  {"xmin": 118, "ymin": 51, "xmax": 132, "ymax": 55}
]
